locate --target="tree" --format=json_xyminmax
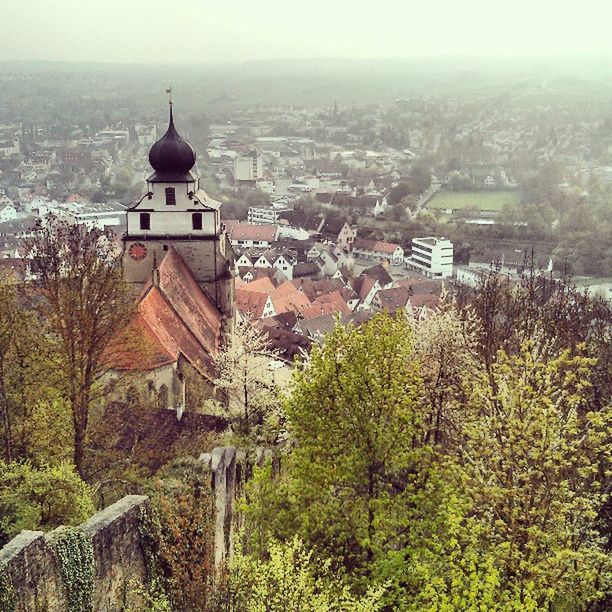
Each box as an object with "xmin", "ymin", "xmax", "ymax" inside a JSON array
[
  {"xmin": 411, "ymin": 295, "xmax": 480, "ymax": 447},
  {"xmin": 224, "ymin": 537, "xmax": 385, "ymax": 611},
  {"xmin": 456, "ymin": 344, "xmax": 611, "ymax": 608},
  {"xmin": 0, "ymin": 273, "xmax": 60, "ymax": 464},
  {"xmin": 146, "ymin": 458, "xmax": 216, "ymax": 612},
  {"xmin": 245, "ymin": 313, "xmax": 430, "ymax": 583},
  {"xmin": 25, "ymin": 218, "xmax": 134, "ymax": 478},
  {"xmin": 212, "ymin": 318, "xmax": 282, "ymax": 440},
  {"xmin": 0, "ymin": 460, "xmax": 94, "ymax": 546}
]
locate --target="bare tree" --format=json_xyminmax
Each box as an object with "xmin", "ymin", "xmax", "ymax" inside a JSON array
[{"xmin": 25, "ymin": 218, "xmax": 134, "ymax": 478}]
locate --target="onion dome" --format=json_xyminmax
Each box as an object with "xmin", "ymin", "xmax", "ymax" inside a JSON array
[{"xmin": 148, "ymin": 105, "xmax": 196, "ymax": 182}]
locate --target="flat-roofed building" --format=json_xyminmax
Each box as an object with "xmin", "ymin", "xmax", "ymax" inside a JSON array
[{"xmin": 405, "ymin": 237, "xmax": 453, "ymax": 278}]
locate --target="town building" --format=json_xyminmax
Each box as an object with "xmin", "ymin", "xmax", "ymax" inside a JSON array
[
  {"xmin": 352, "ymin": 238, "xmax": 404, "ymax": 265},
  {"xmin": 233, "ymin": 151, "xmax": 264, "ymax": 185},
  {"xmin": 405, "ymin": 237, "xmax": 453, "ymax": 278}
]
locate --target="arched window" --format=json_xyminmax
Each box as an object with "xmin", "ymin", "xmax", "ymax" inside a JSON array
[
  {"xmin": 157, "ymin": 384, "xmax": 168, "ymax": 410},
  {"xmin": 192, "ymin": 212, "xmax": 203, "ymax": 230},
  {"xmin": 139, "ymin": 212, "xmax": 150, "ymax": 230},
  {"xmin": 165, "ymin": 187, "xmax": 176, "ymax": 205}
]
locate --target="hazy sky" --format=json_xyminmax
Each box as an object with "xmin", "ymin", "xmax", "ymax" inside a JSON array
[{"xmin": 3, "ymin": 0, "xmax": 611, "ymax": 64}]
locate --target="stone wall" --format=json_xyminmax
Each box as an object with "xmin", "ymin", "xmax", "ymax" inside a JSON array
[
  {"xmin": 0, "ymin": 446, "xmax": 277, "ymax": 608},
  {"xmin": 199, "ymin": 446, "xmax": 280, "ymax": 569},
  {"xmin": 0, "ymin": 495, "xmax": 150, "ymax": 612}
]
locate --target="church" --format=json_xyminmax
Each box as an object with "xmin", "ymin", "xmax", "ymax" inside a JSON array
[{"xmin": 108, "ymin": 99, "xmax": 235, "ymax": 414}]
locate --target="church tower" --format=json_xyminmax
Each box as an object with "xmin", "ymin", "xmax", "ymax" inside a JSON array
[{"xmin": 122, "ymin": 97, "xmax": 235, "ymax": 334}]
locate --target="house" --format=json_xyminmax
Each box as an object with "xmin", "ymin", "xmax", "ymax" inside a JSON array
[
  {"xmin": 294, "ymin": 313, "xmax": 337, "ymax": 341},
  {"xmin": 301, "ymin": 291, "xmax": 351, "ymax": 319},
  {"xmin": 352, "ymin": 238, "xmax": 404, "ymax": 265},
  {"xmin": 293, "ymin": 260, "xmax": 323, "ymax": 280},
  {"xmin": 350, "ymin": 275, "xmax": 380, "ymax": 310},
  {"xmin": 229, "ymin": 223, "xmax": 279, "ymax": 248},
  {"xmin": 361, "ymin": 264, "xmax": 393, "ymax": 288},
  {"xmin": 372, "ymin": 287, "xmax": 412, "ymax": 314},
  {"xmin": 337, "ymin": 221, "xmax": 357, "ymax": 251},
  {"xmin": 270, "ymin": 281, "xmax": 312, "ymax": 315},
  {"xmin": 236, "ymin": 289, "xmax": 276, "ymax": 320},
  {"xmin": 0, "ymin": 199, "xmax": 18, "ymax": 222}
]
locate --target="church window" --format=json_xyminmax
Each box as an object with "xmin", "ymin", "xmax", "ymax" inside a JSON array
[
  {"xmin": 157, "ymin": 384, "xmax": 168, "ymax": 410},
  {"xmin": 140, "ymin": 212, "xmax": 150, "ymax": 230},
  {"xmin": 165, "ymin": 187, "xmax": 176, "ymax": 205},
  {"xmin": 192, "ymin": 212, "xmax": 203, "ymax": 230}
]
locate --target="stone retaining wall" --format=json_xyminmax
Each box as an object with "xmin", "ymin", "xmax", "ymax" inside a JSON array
[{"xmin": 0, "ymin": 495, "xmax": 150, "ymax": 612}]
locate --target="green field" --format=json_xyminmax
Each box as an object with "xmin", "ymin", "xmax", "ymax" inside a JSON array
[{"xmin": 426, "ymin": 190, "xmax": 520, "ymax": 212}]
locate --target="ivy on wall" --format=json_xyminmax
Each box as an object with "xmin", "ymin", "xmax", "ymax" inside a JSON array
[
  {"xmin": 47, "ymin": 526, "xmax": 94, "ymax": 612},
  {"xmin": 0, "ymin": 565, "xmax": 16, "ymax": 612}
]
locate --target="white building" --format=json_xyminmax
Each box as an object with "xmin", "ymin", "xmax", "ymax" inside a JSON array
[
  {"xmin": 234, "ymin": 151, "xmax": 264, "ymax": 183},
  {"xmin": 256, "ymin": 179, "xmax": 276, "ymax": 194},
  {"xmin": 405, "ymin": 237, "xmax": 453, "ymax": 278},
  {"xmin": 0, "ymin": 198, "xmax": 17, "ymax": 222},
  {"xmin": 247, "ymin": 206, "xmax": 290, "ymax": 225},
  {"xmin": 56, "ymin": 202, "xmax": 127, "ymax": 229}
]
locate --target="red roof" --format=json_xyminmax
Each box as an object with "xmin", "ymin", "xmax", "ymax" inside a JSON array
[
  {"xmin": 240, "ymin": 276, "xmax": 276, "ymax": 294},
  {"xmin": 235, "ymin": 288, "xmax": 271, "ymax": 319},
  {"xmin": 271, "ymin": 281, "xmax": 312, "ymax": 315},
  {"xmin": 230, "ymin": 223, "xmax": 278, "ymax": 242},
  {"xmin": 351, "ymin": 275, "xmax": 378, "ymax": 300},
  {"xmin": 353, "ymin": 238, "xmax": 400, "ymax": 255},
  {"xmin": 107, "ymin": 247, "xmax": 222, "ymax": 379},
  {"xmin": 302, "ymin": 291, "xmax": 350, "ymax": 319}
]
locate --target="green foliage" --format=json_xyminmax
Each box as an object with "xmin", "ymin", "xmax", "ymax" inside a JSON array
[
  {"xmin": 0, "ymin": 565, "xmax": 16, "ymax": 612},
  {"xmin": 456, "ymin": 344, "xmax": 612, "ymax": 607},
  {"xmin": 244, "ymin": 313, "xmax": 436, "ymax": 586},
  {"xmin": 224, "ymin": 536, "xmax": 386, "ymax": 611},
  {"xmin": 47, "ymin": 526, "xmax": 94, "ymax": 612},
  {"xmin": 0, "ymin": 461, "xmax": 94, "ymax": 546}
]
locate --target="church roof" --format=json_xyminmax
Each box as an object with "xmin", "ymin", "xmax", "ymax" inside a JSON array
[
  {"xmin": 148, "ymin": 105, "xmax": 196, "ymax": 183},
  {"xmin": 107, "ymin": 247, "xmax": 222, "ymax": 380}
]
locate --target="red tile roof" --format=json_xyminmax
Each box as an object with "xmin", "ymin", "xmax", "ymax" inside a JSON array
[
  {"xmin": 353, "ymin": 237, "xmax": 400, "ymax": 255},
  {"xmin": 240, "ymin": 276, "xmax": 276, "ymax": 294},
  {"xmin": 235, "ymin": 289, "xmax": 271, "ymax": 319},
  {"xmin": 230, "ymin": 223, "xmax": 278, "ymax": 242},
  {"xmin": 107, "ymin": 247, "xmax": 222, "ymax": 380},
  {"xmin": 271, "ymin": 281, "xmax": 312, "ymax": 315},
  {"xmin": 302, "ymin": 290, "xmax": 350, "ymax": 319}
]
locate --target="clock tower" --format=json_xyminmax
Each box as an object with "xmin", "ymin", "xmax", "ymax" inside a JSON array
[{"xmin": 122, "ymin": 99, "xmax": 235, "ymax": 334}]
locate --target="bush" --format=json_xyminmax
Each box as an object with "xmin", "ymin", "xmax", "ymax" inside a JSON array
[{"xmin": 0, "ymin": 461, "xmax": 94, "ymax": 546}]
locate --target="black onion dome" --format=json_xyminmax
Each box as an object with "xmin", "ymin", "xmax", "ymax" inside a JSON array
[{"xmin": 148, "ymin": 106, "xmax": 196, "ymax": 182}]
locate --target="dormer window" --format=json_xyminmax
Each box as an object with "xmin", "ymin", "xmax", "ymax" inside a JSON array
[
  {"xmin": 140, "ymin": 212, "xmax": 150, "ymax": 230},
  {"xmin": 192, "ymin": 212, "xmax": 203, "ymax": 230},
  {"xmin": 165, "ymin": 187, "xmax": 176, "ymax": 205}
]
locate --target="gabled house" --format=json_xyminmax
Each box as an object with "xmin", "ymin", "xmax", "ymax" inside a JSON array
[{"xmin": 352, "ymin": 238, "xmax": 404, "ymax": 265}]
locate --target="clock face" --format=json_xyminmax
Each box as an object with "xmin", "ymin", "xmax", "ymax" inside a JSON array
[{"xmin": 128, "ymin": 243, "xmax": 147, "ymax": 261}]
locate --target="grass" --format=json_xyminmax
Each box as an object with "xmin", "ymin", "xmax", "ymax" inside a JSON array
[{"xmin": 426, "ymin": 190, "xmax": 520, "ymax": 212}]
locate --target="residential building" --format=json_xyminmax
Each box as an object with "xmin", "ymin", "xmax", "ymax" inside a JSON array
[
  {"xmin": 247, "ymin": 206, "xmax": 290, "ymax": 225},
  {"xmin": 352, "ymin": 238, "xmax": 404, "ymax": 265},
  {"xmin": 234, "ymin": 151, "xmax": 264, "ymax": 184},
  {"xmin": 229, "ymin": 223, "xmax": 279, "ymax": 248}
]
